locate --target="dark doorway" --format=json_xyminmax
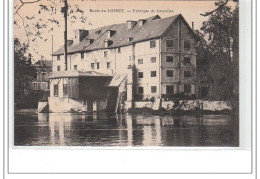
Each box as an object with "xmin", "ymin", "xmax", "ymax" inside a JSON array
[
  {"xmin": 200, "ymin": 87, "xmax": 209, "ymax": 98},
  {"xmin": 107, "ymin": 87, "xmax": 118, "ymax": 112}
]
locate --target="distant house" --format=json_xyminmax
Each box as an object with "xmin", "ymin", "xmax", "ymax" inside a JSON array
[
  {"xmin": 32, "ymin": 60, "xmax": 52, "ymax": 101},
  {"xmin": 49, "ymin": 14, "xmax": 197, "ymax": 112}
]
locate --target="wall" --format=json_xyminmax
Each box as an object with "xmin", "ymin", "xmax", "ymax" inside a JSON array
[
  {"xmin": 49, "ymin": 78, "xmax": 68, "ymax": 98},
  {"xmin": 48, "ymin": 97, "xmax": 107, "ymax": 113},
  {"xmin": 134, "ymin": 39, "xmax": 160, "ymax": 99},
  {"xmin": 125, "ymin": 100, "xmax": 231, "ymax": 112},
  {"xmin": 160, "ymin": 18, "xmax": 196, "ymax": 95},
  {"xmin": 48, "ymin": 97, "xmax": 83, "ymax": 113},
  {"xmin": 53, "ymin": 45, "xmax": 132, "ymax": 76}
]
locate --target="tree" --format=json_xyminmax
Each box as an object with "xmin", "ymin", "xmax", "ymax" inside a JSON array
[
  {"xmin": 14, "ymin": 0, "xmax": 92, "ymax": 60},
  {"xmin": 197, "ymin": 3, "xmax": 239, "ymax": 104},
  {"xmin": 14, "ymin": 37, "xmax": 36, "ymax": 98},
  {"xmin": 200, "ymin": 0, "xmax": 239, "ymax": 16}
]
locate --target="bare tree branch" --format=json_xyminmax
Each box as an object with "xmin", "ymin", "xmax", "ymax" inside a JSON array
[
  {"xmin": 14, "ymin": 0, "xmax": 42, "ymax": 15},
  {"xmin": 17, "ymin": 12, "xmax": 30, "ymax": 43},
  {"xmin": 200, "ymin": 0, "xmax": 229, "ymax": 16}
]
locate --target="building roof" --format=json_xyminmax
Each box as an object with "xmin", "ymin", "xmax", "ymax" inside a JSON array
[
  {"xmin": 53, "ymin": 14, "xmax": 183, "ymax": 56},
  {"xmin": 106, "ymin": 73, "xmax": 127, "ymax": 87},
  {"xmin": 48, "ymin": 70, "xmax": 112, "ymax": 79},
  {"xmin": 33, "ymin": 60, "xmax": 52, "ymax": 68}
]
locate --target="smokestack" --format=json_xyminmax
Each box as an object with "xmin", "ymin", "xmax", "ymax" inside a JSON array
[{"xmin": 192, "ymin": 22, "xmax": 194, "ymax": 31}]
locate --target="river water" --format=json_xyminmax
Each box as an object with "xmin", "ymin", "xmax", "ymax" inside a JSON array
[{"xmin": 14, "ymin": 112, "xmax": 239, "ymax": 146}]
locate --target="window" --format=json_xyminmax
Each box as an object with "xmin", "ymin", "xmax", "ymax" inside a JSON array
[
  {"xmin": 81, "ymin": 52, "xmax": 84, "ymax": 59},
  {"xmin": 91, "ymin": 63, "xmax": 95, "ymax": 69},
  {"xmin": 166, "ymin": 70, "xmax": 173, "ymax": 77},
  {"xmin": 166, "ymin": 56, "xmax": 173, "ymax": 62},
  {"xmin": 184, "ymin": 57, "xmax": 191, "ymax": 65},
  {"xmin": 42, "ymin": 73, "xmax": 47, "ymax": 81},
  {"xmin": 151, "ymin": 86, "xmax": 157, "ymax": 93},
  {"xmin": 97, "ymin": 62, "xmax": 100, "ymax": 69},
  {"xmin": 63, "ymin": 84, "xmax": 69, "ymax": 96},
  {"xmin": 138, "ymin": 87, "xmax": 144, "ymax": 94},
  {"xmin": 138, "ymin": 72, "xmax": 143, "ymax": 78},
  {"xmin": 166, "ymin": 40, "xmax": 174, "ymax": 48},
  {"xmin": 184, "ymin": 84, "xmax": 191, "ymax": 93},
  {"xmin": 57, "ymin": 55, "xmax": 60, "ymax": 61},
  {"xmin": 151, "ymin": 57, "xmax": 156, "ymax": 63},
  {"xmin": 150, "ymin": 40, "xmax": 156, "ymax": 48},
  {"xmin": 184, "ymin": 71, "xmax": 192, "ymax": 77},
  {"xmin": 151, "ymin": 71, "xmax": 156, "ymax": 77},
  {"xmin": 57, "ymin": 66, "xmax": 61, "ymax": 71},
  {"xmin": 184, "ymin": 41, "xmax": 191, "ymax": 50},
  {"xmin": 166, "ymin": 85, "xmax": 174, "ymax": 94},
  {"xmin": 74, "ymin": 65, "xmax": 77, "ymax": 70},
  {"xmin": 104, "ymin": 51, "xmax": 108, "ymax": 58},
  {"xmin": 129, "ymin": 56, "xmax": 132, "ymax": 62},
  {"xmin": 107, "ymin": 62, "xmax": 111, "ymax": 69},
  {"xmin": 32, "ymin": 82, "xmax": 39, "ymax": 90},
  {"xmin": 138, "ymin": 59, "xmax": 143, "ymax": 64},
  {"xmin": 54, "ymin": 84, "xmax": 59, "ymax": 97},
  {"xmin": 118, "ymin": 47, "xmax": 121, "ymax": 53}
]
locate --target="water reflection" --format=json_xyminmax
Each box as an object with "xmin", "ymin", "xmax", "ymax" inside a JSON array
[{"xmin": 14, "ymin": 112, "xmax": 238, "ymax": 146}]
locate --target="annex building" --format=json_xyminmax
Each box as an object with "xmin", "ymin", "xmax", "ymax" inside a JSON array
[{"xmin": 49, "ymin": 14, "xmax": 197, "ymax": 112}]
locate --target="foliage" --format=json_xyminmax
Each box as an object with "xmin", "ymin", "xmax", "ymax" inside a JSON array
[
  {"xmin": 14, "ymin": 37, "xmax": 36, "ymax": 98},
  {"xmin": 196, "ymin": 2, "xmax": 239, "ymax": 102},
  {"xmin": 14, "ymin": 0, "xmax": 92, "ymax": 57}
]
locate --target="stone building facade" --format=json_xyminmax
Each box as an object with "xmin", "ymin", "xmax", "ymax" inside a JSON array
[{"xmin": 49, "ymin": 14, "xmax": 197, "ymax": 112}]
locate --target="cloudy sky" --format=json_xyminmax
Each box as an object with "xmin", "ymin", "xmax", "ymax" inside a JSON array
[{"xmin": 14, "ymin": 0, "xmax": 236, "ymax": 62}]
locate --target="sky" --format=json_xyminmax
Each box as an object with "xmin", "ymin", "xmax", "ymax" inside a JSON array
[{"xmin": 14, "ymin": 0, "xmax": 237, "ymax": 62}]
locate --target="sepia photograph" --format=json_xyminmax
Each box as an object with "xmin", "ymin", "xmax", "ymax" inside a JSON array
[{"xmin": 13, "ymin": 0, "xmax": 239, "ymax": 147}]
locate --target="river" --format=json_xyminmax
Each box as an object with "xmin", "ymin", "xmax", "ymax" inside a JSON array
[{"xmin": 14, "ymin": 112, "xmax": 239, "ymax": 146}]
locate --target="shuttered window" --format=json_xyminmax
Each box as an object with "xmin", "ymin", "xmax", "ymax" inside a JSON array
[
  {"xmin": 184, "ymin": 71, "xmax": 192, "ymax": 77},
  {"xmin": 184, "ymin": 41, "xmax": 191, "ymax": 50},
  {"xmin": 151, "ymin": 57, "xmax": 156, "ymax": 63},
  {"xmin": 166, "ymin": 70, "xmax": 173, "ymax": 77},
  {"xmin": 138, "ymin": 72, "xmax": 143, "ymax": 78},
  {"xmin": 150, "ymin": 40, "xmax": 156, "ymax": 48},
  {"xmin": 151, "ymin": 71, "xmax": 156, "ymax": 77},
  {"xmin": 138, "ymin": 87, "xmax": 144, "ymax": 94},
  {"xmin": 54, "ymin": 84, "xmax": 58, "ymax": 97},
  {"xmin": 166, "ymin": 40, "xmax": 174, "ymax": 48},
  {"xmin": 184, "ymin": 57, "xmax": 191, "ymax": 64},
  {"xmin": 166, "ymin": 85, "xmax": 174, "ymax": 94},
  {"xmin": 166, "ymin": 56, "xmax": 173, "ymax": 62},
  {"xmin": 184, "ymin": 84, "xmax": 191, "ymax": 93},
  {"xmin": 151, "ymin": 86, "xmax": 157, "ymax": 93},
  {"xmin": 138, "ymin": 59, "xmax": 143, "ymax": 64},
  {"xmin": 63, "ymin": 84, "xmax": 69, "ymax": 96},
  {"xmin": 81, "ymin": 52, "xmax": 84, "ymax": 59}
]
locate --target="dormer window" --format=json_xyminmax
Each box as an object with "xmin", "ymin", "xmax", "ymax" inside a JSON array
[
  {"xmin": 73, "ymin": 29, "xmax": 89, "ymax": 44},
  {"xmin": 127, "ymin": 37, "xmax": 133, "ymax": 42},
  {"xmin": 138, "ymin": 19, "xmax": 146, "ymax": 27},
  {"xmin": 106, "ymin": 30, "xmax": 116, "ymax": 38},
  {"xmin": 127, "ymin": 20, "xmax": 137, "ymax": 29},
  {"xmin": 105, "ymin": 39, "xmax": 113, "ymax": 47},
  {"xmin": 95, "ymin": 29, "xmax": 102, "ymax": 35},
  {"xmin": 86, "ymin": 39, "xmax": 94, "ymax": 46}
]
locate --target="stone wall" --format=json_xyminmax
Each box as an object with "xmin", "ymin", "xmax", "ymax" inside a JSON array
[
  {"xmin": 125, "ymin": 100, "xmax": 232, "ymax": 112},
  {"xmin": 48, "ymin": 97, "xmax": 82, "ymax": 113}
]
